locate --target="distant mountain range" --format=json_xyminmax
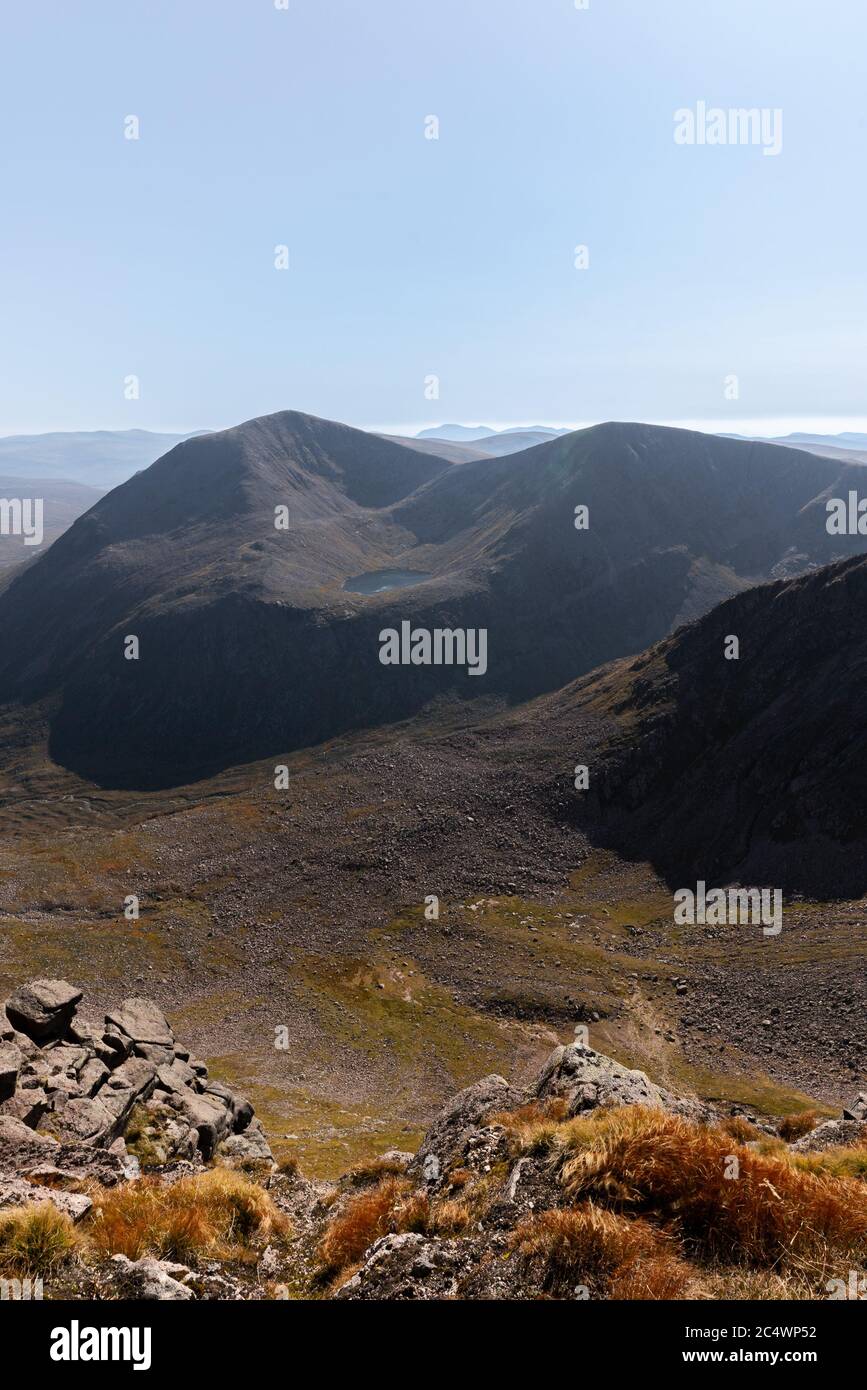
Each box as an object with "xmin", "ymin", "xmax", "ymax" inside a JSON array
[
  {"xmin": 1, "ymin": 410, "xmax": 865, "ymax": 788},
  {"xmin": 416, "ymin": 424, "xmax": 500, "ymax": 442},
  {"xmin": 377, "ymin": 434, "xmax": 490, "ymax": 464},
  {"xmin": 416, "ymin": 423, "xmax": 571, "ymax": 449},
  {"xmin": 769, "ymin": 431, "xmax": 867, "ymax": 449},
  {"xmin": 722, "ymin": 431, "xmax": 867, "ymax": 467},
  {"xmin": 0, "ymin": 428, "xmax": 206, "ymax": 489},
  {"xmin": 4, "ymin": 422, "xmax": 866, "ymax": 492},
  {"xmin": 382, "ymin": 429, "xmax": 572, "ymax": 462}
]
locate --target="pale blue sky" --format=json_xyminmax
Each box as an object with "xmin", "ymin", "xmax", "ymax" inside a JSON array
[{"xmin": 2, "ymin": 0, "xmax": 865, "ymax": 437}]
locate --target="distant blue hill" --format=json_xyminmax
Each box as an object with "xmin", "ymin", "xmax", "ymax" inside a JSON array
[{"xmin": 0, "ymin": 428, "xmax": 209, "ymax": 489}]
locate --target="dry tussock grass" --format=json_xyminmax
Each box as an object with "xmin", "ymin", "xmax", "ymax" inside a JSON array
[
  {"xmin": 0, "ymin": 1202, "xmax": 78, "ymax": 1276},
  {"xmin": 88, "ymin": 1168, "xmax": 289, "ymax": 1262},
  {"xmin": 489, "ymin": 1098, "xmax": 571, "ymax": 1156},
  {"xmin": 318, "ymin": 1177, "xmax": 429, "ymax": 1277},
  {"xmin": 778, "ymin": 1111, "xmax": 820, "ymax": 1142},
  {"xmin": 346, "ymin": 1155, "xmax": 410, "ymax": 1188},
  {"xmin": 515, "ymin": 1204, "xmax": 690, "ymax": 1299},
  {"xmin": 427, "ymin": 1199, "xmax": 473, "ymax": 1236},
  {"xmin": 558, "ymin": 1106, "xmax": 867, "ymax": 1275},
  {"xmin": 791, "ymin": 1146, "xmax": 867, "ymax": 1181},
  {"xmin": 692, "ymin": 1266, "xmax": 818, "ymax": 1300},
  {"xmin": 721, "ymin": 1115, "xmax": 763, "ymax": 1143}
]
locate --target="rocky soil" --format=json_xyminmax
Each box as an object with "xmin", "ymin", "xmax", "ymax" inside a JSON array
[{"xmin": 0, "ymin": 676, "xmax": 865, "ymax": 1180}]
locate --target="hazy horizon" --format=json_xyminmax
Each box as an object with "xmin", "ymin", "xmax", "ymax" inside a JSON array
[{"xmin": 4, "ymin": 414, "xmax": 867, "ymax": 444}]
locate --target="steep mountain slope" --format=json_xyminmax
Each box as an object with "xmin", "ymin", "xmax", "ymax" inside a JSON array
[
  {"xmin": 775, "ymin": 441, "xmax": 867, "ymax": 466},
  {"xmin": 0, "ymin": 412, "xmax": 864, "ymax": 787},
  {"xmin": 537, "ymin": 554, "xmax": 867, "ymax": 896},
  {"xmin": 0, "ymin": 412, "xmax": 450, "ymax": 703}
]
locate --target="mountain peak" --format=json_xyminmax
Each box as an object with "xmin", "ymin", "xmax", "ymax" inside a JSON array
[{"xmin": 1, "ymin": 412, "xmax": 864, "ymax": 786}]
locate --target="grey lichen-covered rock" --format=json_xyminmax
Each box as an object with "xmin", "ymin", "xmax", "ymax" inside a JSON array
[
  {"xmin": 0, "ymin": 1177, "xmax": 93, "ymax": 1223},
  {"xmin": 4, "ymin": 980, "xmax": 83, "ymax": 1041},
  {"xmin": 154, "ymin": 1059, "xmax": 198, "ymax": 1094},
  {"xmin": 0, "ymin": 1114, "xmax": 136, "ymax": 1187},
  {"xmin": 101, "ymin": 1058, "xmax": 158, "ymax": 1115},
  {"xmin": 67, "ymin": 1015, "xmax": 104, "ymax": 1050},
  {"xmin": 0, "ymin": 980, "xmax": 273, "ymax": 1169},
  {"xmin": 104, "ymin": 998, "xmax": 174, "ymax": 1050},
  {"xmin": 171, "ymin": 1088, "xmax": 233, "ymax": 1160},
  {"xmin": 410, "ymin": 1073, "xmax": 524, "ymax": 1179},
  {"xmin": 39, "ymin": 1095, "xmax": 115, "ymax": 1145},
  {"xmin": 842, "ymin": 1092, "xmax": 867, "ymax": 1123},
  {"xmin": 335, "ymin": 1233, "xmax": 472, "ymax": 1301},
  {"xmin": 215, "ymin": 1118, "xmax": 276, "ymax": 1169},
  {"xmin": 78, "ymin": 1057, "xmax": 109, "ymax": 1098},
  {"xmin": 204, "ymin": 1080, "xmax": 254, "ymax": 1133},
  {"xmin": 536, "ymin": 1043, "xmax": 671, "ymax": 1115},
  {"xmin": 0, "ymin": 1090, "xmax": 51, "ymax": 1128},
  {"xmin": 790, "ymin": 1116, "xmax": 866, "ymax": 1153},
  {"xmin": 110, "ymin": 1254, "xmax": 194, "ymax": 1301},
  {"xmin": 375, "ymin": 1149, "xmax": 415, "ymax": 1171},
  {"xmin": 134, "ymin": 1042, "xmax": 176, "ymax": 1067},
  {"xmin": 0, "ymin": 1115, "xmax": 56, "ymax": 1148}
]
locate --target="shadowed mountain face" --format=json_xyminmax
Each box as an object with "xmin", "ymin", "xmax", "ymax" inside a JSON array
[
  {"xmin": 0, "ymin": 410, "xmax": 864, "ymax": 788},
  {"xmin": 541, "ymin": 555, "xmax": 867, "ymax": 897}
]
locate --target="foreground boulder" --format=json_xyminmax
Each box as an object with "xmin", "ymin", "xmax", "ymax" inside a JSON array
[
  {"xmin": 104, "ymin": 999, "xmax": 175, "ymax": 1064},
  {"xmin": 0, "ymin": 980, "xmax": 274, "ymax": 1213},
  {"xmin": 4, "ymin": 981, "xmax": 83, "ymax": 1041},
  {"xmin": 335, "ymin": 1232, "xmax": 473, "ymax": 1301},
  {"xmin": 536, "ymin": 1043, "xmax": 666, "ymax": 1114},
  {"xmin": 536, "ymin": 1042, "xmax": 714, "ymax": 1124},
  {"xmin": 0, "ymin": 1176, "xmax": 93, "ymax": 1223},
  {"xmin": 410, "ymin": 1074, "xmax": 524, "ymax": 1181}
]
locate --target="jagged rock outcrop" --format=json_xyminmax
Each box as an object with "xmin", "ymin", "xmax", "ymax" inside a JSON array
[
  {"xmin": 0, "ymin": 979, "xmax": 274, "ymax": 1214},
  {"xmin": 328, "ymin": 1043, "xmax": 867, "ymax": 1301},
  {"xmin": 536, "ymin": 1043, "xmax": 666, "ymax": 1113},
  {"xmin": 410, "ymin": 1073, "xmax": 524, "ymax": 1181},
  {"xmin": 535, "ymin": 1043, "xmax": 712, "ymax": 1123},
  {"xmin": 335, "ymin": 1232, "xmax": 473, "ymax": 1301},
  {"xmin": 2, "ymin": 1022, "xmax": 863, "ymax": 1301}
]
